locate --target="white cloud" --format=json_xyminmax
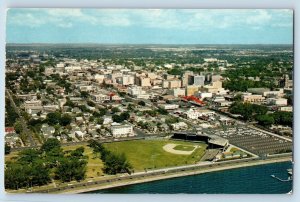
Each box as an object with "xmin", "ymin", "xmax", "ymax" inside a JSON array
[
  {"xmin": 47, "ymin": 9, "xmax": 84, "ymax": 17},
  {"xmin": 7, "ymin": 9, "xmax": 293, "ymax": 31},
  {"xmin": 245, "ymin": 10, "xmax": 272, "ymax": 25}
]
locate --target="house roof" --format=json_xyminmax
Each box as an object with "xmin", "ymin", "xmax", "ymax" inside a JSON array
[{"xmin": 5, "ymin": 127, "xmax": 15, "ymax": 133}]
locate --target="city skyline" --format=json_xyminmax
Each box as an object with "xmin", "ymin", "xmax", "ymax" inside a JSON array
[{"xmin": 6, "ymin": 9, "xmax": 293, "ymax": 44}]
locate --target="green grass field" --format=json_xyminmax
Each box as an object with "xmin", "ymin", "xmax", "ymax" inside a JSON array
[
  {"xmin": 173, "ymin": 144, "xmax": 196, "ymax": 151},
  {"xmin": 104, "ymin": 139, "xmax": 207, "ymax": 171}
]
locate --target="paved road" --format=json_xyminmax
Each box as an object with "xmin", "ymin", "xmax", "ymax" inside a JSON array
[{"xmin": 6, "ymin": 89, "xmax": 36, "ymax": 147}]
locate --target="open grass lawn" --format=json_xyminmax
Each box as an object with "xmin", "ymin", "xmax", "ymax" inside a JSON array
[
  {"xmin": 63, "ymin": 145, "xmax": 104, "ymax": 178},
  {"xmin": 173, "ymin": 144, "xmax": 196, "ymax": 151},
  {"xmin": 104, "ymin": 139, "xmax": 207, "ymax": 172}
]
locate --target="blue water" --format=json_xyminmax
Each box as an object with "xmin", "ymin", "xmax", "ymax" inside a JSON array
[{"xmin": 88, "ymin": 162, "xmax": 292, "ymax": 194}]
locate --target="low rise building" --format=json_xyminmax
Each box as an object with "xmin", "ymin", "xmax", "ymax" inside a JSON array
[
  {"xmin": 171, "ymin": 122, "xmax": 188, "ymax": 131},
  {"xmin": 172, "ymin": 88, "xmax": 186, "ymax": 97},
  {"xmin": 186, "ymin": 85, "xmax": 199, "ymax": 96},
  {"xmin": 242, "ymin": 94, "xmax": 265, "ymax": 104},
  {"xmin": 111, "ymin": 124, "xmax": 134, "ymax": 138},
  {"xmin": 91, "ymin": 94, "xmax": 110, "ymax": 103},
  {"xmin": 159, "ymin": 104, "xmax": 179, "ymax": 110},
  {"xmin": 267, "ymin": 98, "xmax": 288, "ymax": 106},
  {"xmin": 198, "ymin": 92, "xmax": 213, "ymax": 100},
  {"xmin": 41, "ymin": 124, "xmax": 55, "ymax": 139},
  {"xmin": 278, "ymin": 106, "xmax": 293, "ymax": 112},
  {"xmin": 184, "ymin": 108, "xmax": 201, "ymax": 119}
]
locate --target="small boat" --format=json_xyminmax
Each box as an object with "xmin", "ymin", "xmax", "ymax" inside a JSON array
[{"xmin": 287, "ymin": 169, "xmax": 293, "ymax": 176}]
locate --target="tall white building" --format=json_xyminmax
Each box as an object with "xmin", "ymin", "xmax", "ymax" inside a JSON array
[
  {"xmin": 127, "ymin": 86, "xmax": 150, "ymax": 99},
  {"xmin": 193, "ymin": 75, "xmax": 205, "ymax": 86},
  {"xmin": 121, "ymin": 75, "xmax": 135, "ymax": 86},
  {"xmin": 128, "ymin": 86, "xmax": 144, "ymax": 96},
  {"xmin": 181, "ymin": 71, "xmax": 194, "ymax": 87}
]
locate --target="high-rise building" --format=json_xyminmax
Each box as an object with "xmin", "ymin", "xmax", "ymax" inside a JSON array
[
  {"xmin": 193, "ymin": 75, "xmax": 205, "ymax": 86},
  {"xmin": 136, "ymin": 76, "xmax": 151, "ymax": 87},
  {"xmin": 212, "ymin": 75, "xmax": 222, "ymax": 82},
  {"xmin": 181, "ymin": 71, "xmax": 194, "ymax": 87},
  {"xmin": 121, "ymin": 75, "xmax": 135, "ymax": 86}
]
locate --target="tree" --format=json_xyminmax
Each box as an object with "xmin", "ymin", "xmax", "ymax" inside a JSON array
[
  {"xmin": 17, "ymin": 149, "xmax": 41, "ymax": 164},
  {"xmin": 55, "ymin": 157, "xmax": 87, "ymax": 182},
  {"xmin": 39, "ymin": 66, "xmax": 45, "ymax": 73},
  {"xmin": 156, "ymin": 107, "xmax": 168, "ymax": 115},
  {"xmin": 29, "ymin": 162, "xmax": 51, "ymax": 186},
  {"xmin": 99, "ymin": 108, "xmax": 107, "ymax": 116},
  {"xmin": 233, "ymin": 94, "xmax": 242, "ymax": 102},
  {"xmin": 5, "ymin": 163, "xmax": 28, "ymax": 189},
  {"xmin": 252, "ymin": 104, "xmax": 268, "ymax": 115},
  {"xmin": 112, "ymin": 114, "xmax": 123, "ymax": 123},
  {"xmin": 87, "ymin": 100, "xmax": 95, "ymax": 107},
  {"xmin": 28, "ymin": 118, "xmax": 44, "ymax": 127},
  {"xmin": 5, "ymin": 143, "xmax": 11, "ymax": 155},
  {"xmin": 46, "ymin": 112, "xmax": 61, "ymax": 125},
  {"xmin": 255, "ymin": 114, "xmax": 274, "ymax": 126},
  {"xmin": 5, "ymin": 99, "xmax": 19, "ymax": 126},
  {"xmin": 144, "ymin": 110, "xmax": 157, "ymax": 117},
  {"xmin": 165, "ymin": 117, "xmax": 179, "ymax": 124},
  {"xmin": 80, "ymin": 91, "xmax": 89, "ymax": 98},
  {"xmin": 272, "ymin": 111, "xmax": 293, "ymax": 127},
  {"xmin": 40, "ymin": 138, "xmax": 61, "ymax": 153},
  {"xmin": 14, "ymin": 121, "xmax": 23, "ymax": 134},
  {"xmin": 127, "ymin": 103, "xmax": 135, "ymax": 110},
  {"xmin": 69, "ymin": 147, "xmax": 85, "ymax": 157},
  {"xmin": 103, "ymin": 153, "xmax": 133, "ymax": 175},
  {"xmin": 120, "ymin": 112, "xmax": 130, "ymax": 120},
  {"xmin": 229, "ymin": 102, "xmax": 267, "ymax": 121},
  {"xmin": 138, "ymin": 100, "xmax": 146, "ymax": 106},
  {"xmin": 88, "ymin": 140, "xmax": 132, "ymax": 175},
  {"xmin": 64, "ymin": 99, "xmax": 75, "ymax": 108},
  {"xmin": 111, "ymin": 107, "xmax": 120, "ymax": 113},
  {"xmin": 96, "ymin": 118, "xmax": 104, "ymax": 125},
  {"xmin": 60, "ymin": 114, "xmax": 72, "ymax": 126}
]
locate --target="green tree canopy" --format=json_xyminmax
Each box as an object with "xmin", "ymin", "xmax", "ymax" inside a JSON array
[{"xmin": 40, "ymin": 138, "xmax": 61, "ymax": 153}]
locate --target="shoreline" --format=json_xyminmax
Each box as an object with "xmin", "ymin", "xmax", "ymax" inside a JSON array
[{"xmin": 61, "ymin": 156, "xmax": 292, "ymax": 194}]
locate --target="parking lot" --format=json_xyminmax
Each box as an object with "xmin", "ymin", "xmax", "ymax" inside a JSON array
[{"xmin": 204, "ymin": 125, "xmax": 293, "ymax": 156}]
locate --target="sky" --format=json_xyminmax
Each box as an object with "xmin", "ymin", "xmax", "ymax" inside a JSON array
[{"xmin": 6, "ymin": 9, "xmax": 293, "ymax": 44}]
